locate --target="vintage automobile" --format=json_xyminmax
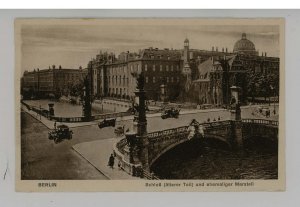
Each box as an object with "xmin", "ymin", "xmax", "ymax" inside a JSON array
[
  {"xmin": 48, "ymin": 124, "xmax": 73, "ymax": 144},
  {"xmin": 98, "ymin": 118, "xmax": 116, "ymax": 129},
  {"xmin": 114, "ymin": 125, "xmax": 125, "ymax": 136},
  {"xmin": 161, "ymin": 107, "xmax": 180, "ymax": 119}
]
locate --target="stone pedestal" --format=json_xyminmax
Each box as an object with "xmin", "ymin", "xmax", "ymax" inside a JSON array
[
  {"xmin": 230, "ymin": 85, "xmax": 243, "ymax": 149},
  {"xmin": 232, "ymin": 120, "xmax": 243, "ymax": 149}
]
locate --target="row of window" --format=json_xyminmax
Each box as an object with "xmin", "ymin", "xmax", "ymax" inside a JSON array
[
  {"xmin": 105, "ymin": 75, "xmax": 180, "ymax": 84},
  {"xmin": 108, "ymin": 88, "xmax": 127, "ymax": 95},
  {"xmin": 145, "ymin": 76, "xmax": 180, "ymax": 83},
  {"xmin": 94, "ymin": 64, "xmax": 181, "ymax": 77},
  {"xmin": 107, "ymin": 76, "xmax": 129, "ymax": 85},
  {"xmin": 144, "ymin": 64, "xmax": 180, "ymax": 72}
]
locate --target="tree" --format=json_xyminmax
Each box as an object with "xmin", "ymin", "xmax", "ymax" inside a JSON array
[{"xmin": 70, "ymin": 81, "xmax": 84, "ymax": 97}]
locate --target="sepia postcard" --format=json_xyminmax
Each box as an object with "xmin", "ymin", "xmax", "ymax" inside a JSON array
[{"xmin": 15, "ymin": 18, "xmax": 285, "ymax": 192}]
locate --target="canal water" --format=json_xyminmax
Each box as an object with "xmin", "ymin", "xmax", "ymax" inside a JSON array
[
  {"xmin": 24, "ymin": 99, "xmax": 112, "ymax": 117},
  {"xmin": 151, "ymin": 136, "xmax": 278, "ymax": 180}
]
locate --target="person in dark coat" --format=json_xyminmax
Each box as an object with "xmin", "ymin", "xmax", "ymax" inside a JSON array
[{"xmin": 108, "ymin": 153, "xmax": 115, "ymax": 169}]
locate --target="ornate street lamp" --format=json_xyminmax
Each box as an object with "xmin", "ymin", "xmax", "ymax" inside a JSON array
[{"xmin": 123, "ymin": 70, "xmax": 149, "ymax": 173}]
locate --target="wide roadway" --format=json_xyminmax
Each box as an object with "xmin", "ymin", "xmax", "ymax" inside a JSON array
[{"xmin": 20, "ymin": 105, "xmax": 277, "ymax": 179}]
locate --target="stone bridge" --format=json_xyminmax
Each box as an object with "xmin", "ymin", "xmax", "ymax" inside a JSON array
[
  {"xmin": 114, "ymin": 118, "xmax": 278, "ymax": 177},
  {"xmin": 113, "ymin": 73, "xmax": 279, "ymax": 178}
]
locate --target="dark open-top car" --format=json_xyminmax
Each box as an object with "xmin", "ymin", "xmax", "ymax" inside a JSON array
[
  {"xmin": 98, "ymin": 118, "xmax": 116, "ymax": 129},
  {"xmin": 48, "ymin": 124, "xmax": 73, "ymax": 144},
  {"xmin": 161, "ymin": 107, "xmax": 180, "ymax": 119}
]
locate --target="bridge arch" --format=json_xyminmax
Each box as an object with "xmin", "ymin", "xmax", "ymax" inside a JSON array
[
  {"xmin": 149, "ymin": 137, "xmax": 190, "ymax": 167},
  {"xmin": 149, "ymin": 134, "xmax": 231, "ymax": 168}
]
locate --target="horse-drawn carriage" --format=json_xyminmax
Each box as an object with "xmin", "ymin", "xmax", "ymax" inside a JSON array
[{"xmin": 48, "ymin": 124, "xmax": 73, "ymax": 144}]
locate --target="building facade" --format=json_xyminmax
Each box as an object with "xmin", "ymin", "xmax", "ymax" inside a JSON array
[
  {"xmin": 86, "ymin": 33, "xmax": 280, "ymax": 105},
  {"xmin": 88, "ymin": 48, "xmax": 183, "ymax": 101},
  {"xmin": 21, "ymin": 65, "xmax": 87, "ymax": 99}
]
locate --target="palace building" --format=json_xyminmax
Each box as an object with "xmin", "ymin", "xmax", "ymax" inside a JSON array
[
  {"xmin": 86, "ymin": 33, "xmax": 279, "ymax": 105},
  {"xmin": 21, "ymin": 33, "xmax": 279, "ymax": 106}
]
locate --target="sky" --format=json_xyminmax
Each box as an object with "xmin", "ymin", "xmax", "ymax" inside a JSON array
[{"xmin": 20, "ymin": 21, "xmax": 280, "ymax": 72}]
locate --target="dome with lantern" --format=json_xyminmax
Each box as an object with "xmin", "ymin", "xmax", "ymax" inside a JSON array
[{"xmin": 233, "ymin": 33, "xmax": 258, "ymax": 56}]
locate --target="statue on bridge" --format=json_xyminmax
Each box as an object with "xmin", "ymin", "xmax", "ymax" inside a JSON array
[{"xmin": 188, "ymin": 119, "xmax": 205, "ymax": 140}]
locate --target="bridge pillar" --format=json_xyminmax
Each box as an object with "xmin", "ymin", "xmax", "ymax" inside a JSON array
[
  {"xmin": 230, "ymin": 86, "xmax": 243, "ymax": 149},
  {"xmin": 231, "ymin": 120, "xmax": 243, "ymax": 149},
  {"xmin": 134, "ymin": 72, "xmax": 149, "ymax": 170}
]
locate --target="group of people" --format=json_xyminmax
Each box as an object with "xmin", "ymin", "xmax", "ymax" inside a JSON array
[
  {"xmin": 206, "ymin": 116, "xmax": 221, "ymax": 123},
  {"xmin": 251, "ymin": 107, "xmax": 275, "ymax": 119}
]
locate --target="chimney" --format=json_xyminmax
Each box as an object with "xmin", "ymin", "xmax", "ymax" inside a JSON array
[
  {"xmin": 226, "ymin": 48, "xmax": 228, "ymax": 53},
  {"xmin": 52, "ymin": 65, "xmax": 55, "ymax": 69},
  {"xmin": 212, "ymin": 46, "xmax": 214, "ymax": 51},
  {"xmin": 261, "ymin": 52, "xmax": 264, "ymax": 56},
  {"xmin": 59, "ymin": 65, "xmax": 62, "ymax": 69},
  {"xmin": 265, "ymin": 52, "xmax": 267, "ymax": 57},
  {"xmin": 222, "ymin": 48, "xmax": 224, "ymax": 52},
  {"xmin": 216, "ymin": 47, "xmax": 218, "ymax": 52}
]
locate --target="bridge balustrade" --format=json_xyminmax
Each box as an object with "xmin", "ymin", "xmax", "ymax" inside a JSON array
[
  {"xmin": 116, "ymin": 138, "xmax": 127, "ymax": 154},
  {"xmin": 141, "ymin": 169, "xmax": 160, "ymax": 180},
  {"xmin": 242, "ymin": 119, "xmax": 278, "ymax": 126},
  {"xmin": 147, "ymin": 126, "xmax": 189, "ymax": 140}
]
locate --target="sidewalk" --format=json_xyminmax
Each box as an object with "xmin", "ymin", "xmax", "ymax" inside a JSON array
[{"xmin": 72, "ymin": 138, "xmax": 140, "ymax": 180}]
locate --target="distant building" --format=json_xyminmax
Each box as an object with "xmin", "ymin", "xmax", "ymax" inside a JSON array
[
  {"xmin": 233, "ymin": 33, "xmax": 259, "ymax": 56},
  {"xmin": 21, "ymin": 65, "xmax": 87, "ymax": 98},
  {"xmin": 185, "ymin": 33, "xmax": 279, "ymax": 105},
  {"xmin": 88, "ymin": 48, "xmax": 182, "ymax": 101},
  {"xmin": 85, "ymin": 33, "xmax": 280, "ymax": 105}
]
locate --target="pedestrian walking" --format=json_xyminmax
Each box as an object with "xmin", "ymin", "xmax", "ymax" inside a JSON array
[
  {"xmin": 54, "ymin": 121, "xmax": 57, "ymax": 129},
  {"xmin": 108, "ymin": 153, "xmax": 115, "ymax": 169},
  {"xmin": 118, "ymin": 161, "xmax": 122, "ymax": 170}
]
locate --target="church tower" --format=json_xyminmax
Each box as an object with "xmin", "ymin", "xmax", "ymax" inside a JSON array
[
  {"xmin": 183, "ymin": 38, "xmax": 190, "ymax": 63},
  {"xmin": 182, "ymin": 38, "xmax": 192, "ymax": 91}
]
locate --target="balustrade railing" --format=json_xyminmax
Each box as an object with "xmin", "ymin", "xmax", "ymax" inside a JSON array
[
  {"xmin": 201, "ymin": 120, "xmax": 232, "ymax": 129},
  {"xmin": 116, "ymin": 138, "xmax": 127, "ymax": 154},
  {"xmin": 141, "ymin": 169, "xmax": 160, "ymax": 180},
  {"xmin": 148, "ymin": 126, "xmax": 189, "ymax": 139},
  {"xmin": 242, "ymin": 119, "xmax": 278, "ymax": 126}
]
